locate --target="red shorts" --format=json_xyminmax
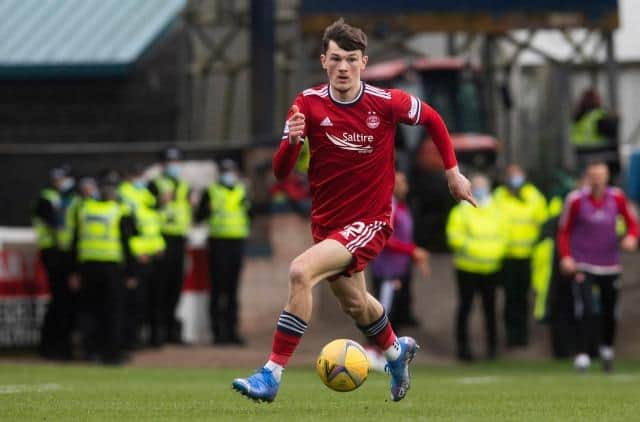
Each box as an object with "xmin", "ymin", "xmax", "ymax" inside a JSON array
[{"xmin": 312, "ymin": 219, "xmax": 392, "ymax": 278}]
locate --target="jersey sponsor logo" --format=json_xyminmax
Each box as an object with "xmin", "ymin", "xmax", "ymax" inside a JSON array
[
  {"xmin": 366, "ymin": 112, "xmax": 380, "ymax": 129},
  {"xmin": 325, "ymin": 132, "xmax": 374, "ymax": 153},
  {"xmin": 320, "ymin": 116, "xmax": 333, "ymax": 127}
]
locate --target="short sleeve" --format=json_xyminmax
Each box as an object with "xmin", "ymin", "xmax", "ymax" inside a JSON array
[{"xmin": 390, "ymin": 89, "xmax": 423, "ymax": 126}]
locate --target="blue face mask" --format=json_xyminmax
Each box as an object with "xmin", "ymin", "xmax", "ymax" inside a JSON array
[
  {"xmin": 473, "ymin": 187, "xmax": 490, "ymax": 203},
  {"xmin": 508, "ymin": 174, "xmax": 525, "ymax": 189},
  {"xmin": 133, "ymin": 179, "xmax": 146, "ymax": 189},
  {"xmin": 60, "ymin": 178, "xmax": 75, "ymax": 192},
  {"xmin": 166, "ymin": 164, "xmax": 180, "ymax": 178},
  {"xmin": 220, "ymin": 172, "xmax": 238, "ymax": 187}
]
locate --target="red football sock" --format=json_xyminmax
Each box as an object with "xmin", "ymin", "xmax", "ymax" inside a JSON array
[
  {"xmin": 358, "ymin": 312, "xmax": 397, "ymax": 350},
  {"xmin": 268, "ymin": 311, "xmax": 307, "ymax": 367}
]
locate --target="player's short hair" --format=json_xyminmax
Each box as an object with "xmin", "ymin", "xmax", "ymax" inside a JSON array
[{"xmin": 322, "ymin": 18, "xmax": 367, "ymax": 54}]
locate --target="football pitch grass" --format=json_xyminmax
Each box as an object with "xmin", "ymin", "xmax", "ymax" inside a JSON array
[{"xmin": 1, "ymin": 361, "xmax": 639, "ymax": 421}]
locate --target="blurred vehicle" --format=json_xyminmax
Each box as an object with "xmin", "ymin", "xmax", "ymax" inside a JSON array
[{"xmin": 362, "ymin": 57, "xmax": 499, "ymax": 251}]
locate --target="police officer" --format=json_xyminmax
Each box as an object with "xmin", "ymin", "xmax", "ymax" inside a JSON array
[
  {"xmin": 493, "ymin": 165, "xmax": 547, "ymax": 347},
  {"xmin": 447, "ymin": 174, "xmax": 508, "ymax": 361},
  {"xmin": 34, "ymin": 167, "xmax": 73, "ymax": 359},
  {"xmin": 69, "ymin": 172, "xmax": 135, "ymax": 364},
  {"xmin": 571, "ymin": 89, "xmax": 619, "ymax": 175},
  {"xmin": 196, "ymin": 159, "xmax": 250, "ymax": 345},
  {"xmin": 119, "ymin": 164, "xmax": 166, "ymax": 348},
  {"xmin": 148, "ymin": 147, "xmax": 192, "ymax": 344}
]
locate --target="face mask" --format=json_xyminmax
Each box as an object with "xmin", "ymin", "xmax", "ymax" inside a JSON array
[
  {"xmin": 220, "ymin": 172, "xmax": 238, "ymax": 187},
  {"xmin": 472, "ymin": 187, "xmax": 490, "ymax": 203},
  {"xmin": 133, "ymin": 179, "xmax": 146, "ymax": 189},
  {"xmin": 90, "ymin": 191, "xmax": 100, "ymax": 200},
  {"xmin": 508, "ymin": 174, "xmax": 525, "ymax": 189},
  {"xmin": 60, "ymin": 177, "xmax": 75, "ymax": 192},
  {"xmin": 166, "ymin": 164, "xmax": 180, "ymax": 178}
]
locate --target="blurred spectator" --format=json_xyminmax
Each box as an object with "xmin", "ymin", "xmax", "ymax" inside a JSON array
[
  {"xmin": 493, "ymin": 164, "xmax": 547, "ymax": 347},
  {"xmin": 119, "ymin": 164, "xmax": 166, "ymax": 348},
  {"xmin": 270, "ymin": 172, "xmax": 311, "ymax": 216},
  {"xmin": 196, "ymin": 159, "xmax": 251, "ymax": 346},
  {"xmin": 69, "ymin": 173, "xmax": 136, "ymax": 364},
  {"xmin": 366, "ymin": 171, "xmax": 429, "ymax": 371},
  {"xmin": 447, "ymin": 173, "xmax": 508, "ymax": 361},
  {"xmin": 557, "ymin": 161, "xmax": 638, "ymax": 372},
  {"xmin": 34, "ymin": 166, "xmax": 71, "ymax": 360},
  {"xmin": 570, "ymin": 88, "xmax": 619, "ymax": 176},
  {"xmin": 148, "ymin": 147, "xmax": 193, "ymax": 344}
]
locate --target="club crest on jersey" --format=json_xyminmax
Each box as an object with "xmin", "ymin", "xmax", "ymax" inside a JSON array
[{"xmin": 366, "ymin": 111, "xmax": 380, "ymax": 129}]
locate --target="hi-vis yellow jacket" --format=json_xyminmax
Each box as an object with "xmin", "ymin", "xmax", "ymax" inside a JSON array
[
  {"xmin": 493, "ymin": 183, "xmax": 548, "ymax": 259},
  {"xmin": 446, "ymin": 199, "xmax": 508, "ymax": 274}
]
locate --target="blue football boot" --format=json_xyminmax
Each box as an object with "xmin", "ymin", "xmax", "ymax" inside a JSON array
[
  {"xmin": 385, "ymin": 336, "xmax": 419, "ymax": 402},
  {"xmin": 232, "ymin": 367, "xmax": 280, "ymax": 403}
]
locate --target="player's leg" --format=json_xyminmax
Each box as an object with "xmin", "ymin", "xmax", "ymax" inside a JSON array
[
  {"xmin": 597, "ymin": 274, "xmax": 619, "ymax": 372},
  {"xmin": 455, "ymin": 270, "xmax": 475, "ymax": 361},
  {"xmin": 571, "ymin": 273, "xmax": 594, "ymax": 371},
  {"xmin": 232, "ymin": 239, "xmax": 351, "ymax": 402},
  {"xmin": 330, "ymin": 272, "xmax": 418, "ymax": 401}
]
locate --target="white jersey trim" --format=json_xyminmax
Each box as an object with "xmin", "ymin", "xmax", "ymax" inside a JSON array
[
  {"xmin": 328, "ymin": 82, "xmax": 364, "ymax": 104},
  {"xmin": 576, "ymin": 262, "xmax": 621, "ymax": 275},
  {"xmin": 303, "ymin": 86, "xmax": 328, "ymax": 97},
  {"xmin": 365, "ymin": 88, "xmax": 391, "ymax": 100}
]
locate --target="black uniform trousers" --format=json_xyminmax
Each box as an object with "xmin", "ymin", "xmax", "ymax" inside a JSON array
[
  {"xmin": 503, "ymin": 258, "xmax": 532, "ymax": 346},
  {"xmin": 455, "ymin": 270, "xmax": 498, "ymax": 360},
  {"xmin": 123, "ymin": 255, "xmax": 165, "ymax": 349},
  {"xmin": 161, "ymin": 235, "xmax": 186, "ymax": 343},
  {"xmin": 77, "ymin": 262, "xmax": 125, "ymax": 362},
  {"xmin": 208, "ymin": 237, "xmax": 245, "ymax": 342},
  {"xmin": 372, "ymin": 274, "xmax": 412, "ymax": 326},
  {"xmin": 39, "ymin": 248, "xmax": 75, "ymax": 359},
  {"xmin": 571, "ymin": 272, "xmax": 619, "ymax": 355}
]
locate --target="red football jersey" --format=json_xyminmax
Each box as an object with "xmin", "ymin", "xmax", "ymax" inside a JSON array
[{"xmin": 275, "ymin": 82, "xmax": 457, "ymax": 229}]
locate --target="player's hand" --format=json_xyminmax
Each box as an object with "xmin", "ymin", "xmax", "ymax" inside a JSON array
[
  {"xmin": 621, "ymin": 234, "xmax": 638, "ymax": 252},
  {"xmin": 412, "ymin": 247, "xmax": 431, "ymax": 278},
  {"xmin": 125, "ymin": 277, "xmax": 138, "ymax": 289},
  {"xmin": 560, "ymin": 256, "xmax": 576, "ymax": 276},
  {"xmin": 68, "ymin": 273, "xmax": 81, "ymax": 291},
  {"xmin": 287, "ymin": 104, "xmax": 305, "ymax": 145},
  {"xmin": 445, "ymin": 166, "xmax": 477, "ymax": 207}
]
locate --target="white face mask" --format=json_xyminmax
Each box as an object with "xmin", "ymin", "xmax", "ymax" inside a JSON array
[
  {"xmin": 60, "ymin": 177, "xmax": 75, "ymax": 192},
  {"xmin": 220, "ymin": 172, "xmax": 238, "ymax": 186}
]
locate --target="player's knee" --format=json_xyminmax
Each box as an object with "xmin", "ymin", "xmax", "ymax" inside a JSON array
[
  {"xmin": 289, "ymin": 259, "xmax": 311, "ymax": 289},
  {"xmin": 338, "ymin": 295, "xmax": 367, "ymax": 320}
]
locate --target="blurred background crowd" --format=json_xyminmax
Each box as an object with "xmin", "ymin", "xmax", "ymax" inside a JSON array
[{"xmin": 2, "ymin": 0, "xmax": 640, "ymax": 372}]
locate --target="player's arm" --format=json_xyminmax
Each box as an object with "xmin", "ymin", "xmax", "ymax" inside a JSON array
[
  {"xmin": 557, "ymin": 193, "xmax": 580, "ymax": 275},
  {"xmin": 614, "ymin": 189, "xmax": 638, "ymax": 251},
  {"xmin": 391, "ymin": 90, "xmax": 476, "ymax": 206},
  {"xmin": 273, "ymin": 98, "xmax": 306, "ymax": 180}
]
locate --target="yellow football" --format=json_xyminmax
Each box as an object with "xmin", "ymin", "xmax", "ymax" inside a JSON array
[{"xmin": 316, "ymin": 339, "xmax": 369, "ymax": 392}]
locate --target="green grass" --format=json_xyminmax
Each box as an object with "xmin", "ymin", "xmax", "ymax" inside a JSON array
[{"xmin": 1, "ymin": 361, "xmax": 639, "ymax": 421}]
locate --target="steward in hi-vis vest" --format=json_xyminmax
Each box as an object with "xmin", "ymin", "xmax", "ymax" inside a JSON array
[
  {"xmin": 196, "ymin": 159, "xmax": 251, "ymax": 346},
  {"xmin": 34, "ymin": 167, "xmax": 74, "ymax": 360},
  {"xmin": 148, "ymin": 147, "xmax": 193, "ymax": 345},
  {"xmin": 119, "ymin": 164, "xmax": 167, "ymax": 348},
  {"xmin": 68, "ymin": 173, "xmax": 136, "ymax": 365},
  {"xmin": 493, "ymin": 164, "xmax": 547, "ymax": 348},
  {"xmin": 447, "ymin": 173, "xmax": 507, "ymax": 361}
]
